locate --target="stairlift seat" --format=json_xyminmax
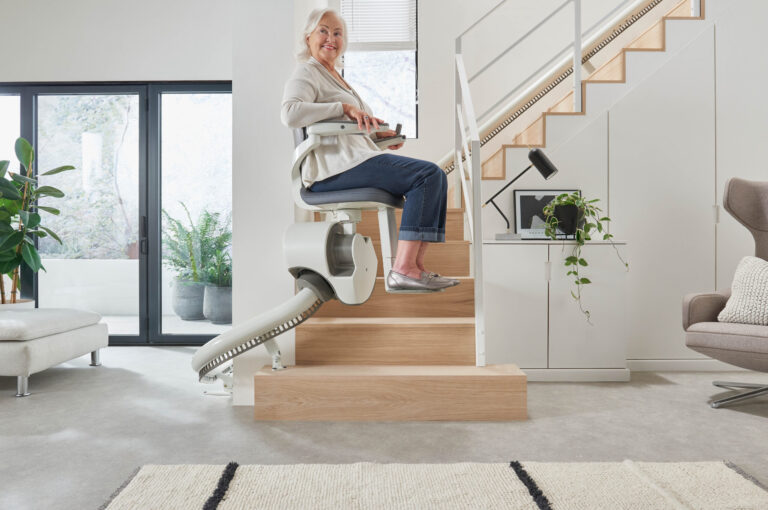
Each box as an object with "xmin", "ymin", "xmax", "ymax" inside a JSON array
[{"xmin": 300, "ymin": 186, "xmax": 404, "ymax": 208}]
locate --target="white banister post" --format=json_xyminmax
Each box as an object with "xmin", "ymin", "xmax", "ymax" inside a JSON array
[
  {"xmin": 691, "ymin": 0, "xmax": 701, "ymax": 17},
  {"xmin": 454, "ymin": 38, "xmax": 463, "ymax": 210},
  {"xmin": 573, "ymin": 0, "xmax": 582, "ymax": 113},
  {"xmin": 470, "ymin": 138, "xmax": 486, "ymax": 367}
]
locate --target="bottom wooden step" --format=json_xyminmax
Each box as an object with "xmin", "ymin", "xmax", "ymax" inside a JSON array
[{"xmin": 253, "ymin": 364, "xmax": 527, "ymax": 421}]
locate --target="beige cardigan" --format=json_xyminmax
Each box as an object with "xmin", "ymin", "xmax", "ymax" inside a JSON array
[{"xmin": 281, "ymin": 57, "xmax": 382, "ymax": 188}]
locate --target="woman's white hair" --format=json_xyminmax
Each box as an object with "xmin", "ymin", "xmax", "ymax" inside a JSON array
[{"xmin": 297, "ymin": 8, "xmax": 348, "ymax": 66}]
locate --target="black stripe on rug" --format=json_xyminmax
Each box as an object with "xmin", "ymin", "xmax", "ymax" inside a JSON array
[
  {"xmin": 203, "ymin": 461, "xmax": 239, "ymax": 510},
  {"xmin": 510, "ymin": 461, "xmax": 553, "ymax": 510}
]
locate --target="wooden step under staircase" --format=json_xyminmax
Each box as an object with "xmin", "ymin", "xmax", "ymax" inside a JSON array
[
  {"xmin": 474, "ymin": 0, "xmax": 705, "ymax": 180},
  {"xmin": 253, "ymin": 206, "xmax": 527, "ymax": 421}
]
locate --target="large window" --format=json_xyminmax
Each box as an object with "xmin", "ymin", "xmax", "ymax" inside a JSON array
[
  {"xmin": 0, "ymin": 83, "xmax": 231, "ymax": 346},
  {"xmin": 341, "ymin": 0, "xmax": 418, "ymax": 138}
]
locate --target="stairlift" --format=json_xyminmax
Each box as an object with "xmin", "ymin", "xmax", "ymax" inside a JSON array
[{"xmin": 191, "ymin": 121, "xmax": 411, "ymax": 389}]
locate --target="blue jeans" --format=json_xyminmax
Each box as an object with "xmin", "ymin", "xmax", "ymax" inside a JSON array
[{"xmin": 310, "ymin": 154, "xmax": 448, "ymax": 242}]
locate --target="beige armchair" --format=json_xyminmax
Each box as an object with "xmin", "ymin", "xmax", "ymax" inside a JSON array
[{"xmin": 683, "ymin": 177, "xmax": 768, "ymax": 408}]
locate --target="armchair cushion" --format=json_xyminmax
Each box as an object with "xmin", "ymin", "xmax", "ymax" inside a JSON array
[
  {"xmin": 682, "ymin": 290, "xmax": 730, "ymax": 331},
  {"xmin": 686, "ymin": 321, "xmax": 768, "ymax": 372},
  {"xmin": 718, "ymin": 256, "xmax": 768, "ymax": 326}
]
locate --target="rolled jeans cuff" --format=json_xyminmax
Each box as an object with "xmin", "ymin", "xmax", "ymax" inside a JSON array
[{"xmin": 398, "ymin": 227, "xmax": 445, "ymax": 242}]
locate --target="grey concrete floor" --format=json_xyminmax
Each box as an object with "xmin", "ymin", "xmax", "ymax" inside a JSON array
[{"xmin": 1, "ymin": 346, "xmax": 767, "ymax": 510}]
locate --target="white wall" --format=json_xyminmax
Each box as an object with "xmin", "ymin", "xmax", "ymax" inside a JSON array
[
  {"xmin": 0, "ymin": 0, "xmax": 232, "ymax": 81},
  {"xmin": 231, "ymin": 0, "xmax": 296, "ymax": 405}
]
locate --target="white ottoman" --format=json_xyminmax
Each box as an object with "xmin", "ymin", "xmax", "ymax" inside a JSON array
[{"xmin": 0, "ymin": 308, "xmax": 108, "ymax": 396}]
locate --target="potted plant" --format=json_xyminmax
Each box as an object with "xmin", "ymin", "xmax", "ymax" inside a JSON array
[
  {"xmin": 0, "ymin": 137, "xmax": 73, "ymax": 305},
  {"xmin": 543, "ymin": 191, "xmax": 628, "ymax": 324},
  {"xmin": 162, "ymin": 204, "xmax": 206, "ymax": 320},
  {"xmin": 203, "ymin": 249, "xmax": 232, "ymax": 324},
  {"xmin": 162, "ymin": 204, "xmax": 232, "ymax": 321}
]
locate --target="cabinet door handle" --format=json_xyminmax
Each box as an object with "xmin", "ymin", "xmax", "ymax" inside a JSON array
[{"xmin": 544, "ymin": 261, "xmax": 551, "ymax": 281}]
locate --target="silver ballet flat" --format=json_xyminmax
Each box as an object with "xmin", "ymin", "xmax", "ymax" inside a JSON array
[
  {"xmin": 386, "ymin": 270, "xmax": 452, "ymax": 292},
  {"xmin": 422, "ymin": 271, "xmax": 460, "ymax": 287}
]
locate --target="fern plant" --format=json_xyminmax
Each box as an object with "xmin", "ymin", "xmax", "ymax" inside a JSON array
[
  {"xmin": 543, "ymin": 192, "xmax": 628, "ymax": 324},
  {"xmin": 161, "ymin": 203, "xmax": 231, "ymax": 284}
]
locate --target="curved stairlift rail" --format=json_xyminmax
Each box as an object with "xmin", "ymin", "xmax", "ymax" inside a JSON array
[{"xmin": 191, "ymin": 287, "xmax": 324, "ymax": 381}]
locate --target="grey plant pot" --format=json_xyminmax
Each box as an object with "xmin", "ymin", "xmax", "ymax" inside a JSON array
[
  {"xmin": 203, "ymin": 285, "xmax": 232, "ymax": 325},
  {"xmin": 172, "ymin": 280, "xmax": 206, "ymax": 320}
]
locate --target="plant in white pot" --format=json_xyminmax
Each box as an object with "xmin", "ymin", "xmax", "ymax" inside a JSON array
[{"xmin": 0, "ymin": 138, "xmax": 73, "ymax": 305}]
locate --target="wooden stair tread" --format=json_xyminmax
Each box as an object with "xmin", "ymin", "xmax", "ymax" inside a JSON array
[
  {"xmin": 314, "ymin": 277, "xmax": 474, "ymax": 318},
  {"xmin": 257, "ymin": 364, "xmax": 524, "ymax": 377},
  {"xmin": 297, "ymin": 315, "xmax": 476, "ymax": 366},
  {"xmin": 586, "ymin": 52, "xmax": 626, "ymax": 83},
  {"xmin": 304, "ymin": 317, "xmax": 475, "ymax": 325},
  {"xmin": 253, "ymin": 363, "xmax": 527, "ymax": 421},
  {"xmin": 666, "ymin": 0, "xmax": 701, "ymax": 19},
  {"xmin": 625, "ymin": 19, "xmax": 665, "ymax": 51}
]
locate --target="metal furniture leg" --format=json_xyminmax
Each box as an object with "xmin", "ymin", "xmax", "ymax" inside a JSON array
[
  {"xmin": 16, "ymin": 376, "xmax": 30, "ymax": 397},
  {"xmin": 90, "ymin": 349, "xmax": 101, "ymax": 367},
  {"xmin": 713, "ymin": 381, "xmax": 765, "ymax": 390},
  {"xmin": 711, "ymin": 384, "xmax": 768, "ymax": 409},
  {"xmin": 378, "ymin": 207, "xmax": 397, "ymax": 290}
]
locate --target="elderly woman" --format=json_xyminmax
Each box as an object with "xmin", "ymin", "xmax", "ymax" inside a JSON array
[{"xmin": 282, "ymin": 8, "xmax": 458, "ymax": 292}]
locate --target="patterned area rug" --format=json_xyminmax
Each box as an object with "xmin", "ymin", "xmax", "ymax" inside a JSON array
[{"xmin": 101, "ymin": 461, "xmax": 768, "ymax": 510}]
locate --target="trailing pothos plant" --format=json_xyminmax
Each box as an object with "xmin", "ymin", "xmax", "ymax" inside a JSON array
[
  {"xmin": 542, "ymin": 191, "xmax": 628, "ymax": 325},
  {"xmin": 0, "ymin": 137, "xmax": 74, "ymax": 303}
]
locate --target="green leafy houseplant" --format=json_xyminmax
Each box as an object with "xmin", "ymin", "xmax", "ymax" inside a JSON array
[
  {"xmin": 205, "ymin": 249, "xmax": 232, "ymax": 287},
  {"xmin": 543, "ymin": 192, "xmax": 628, "ymax": 324},
  {"xmin": 161, "ymin": 203, "xmax": 232, "ymax": 283},
  {"xmin": 0, "ymin": 138, "xmax": 74, "ymax": 303}
]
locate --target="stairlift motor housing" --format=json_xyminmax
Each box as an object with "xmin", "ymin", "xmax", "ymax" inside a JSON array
[{"xmin": 284, "ymin": 220, "xmax": 377, "ymax": 305}]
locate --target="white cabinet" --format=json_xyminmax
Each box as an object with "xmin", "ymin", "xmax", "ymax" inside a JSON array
[{"xmin": 483, "ymin": 240, "xmax": 629, "ymax": 381}]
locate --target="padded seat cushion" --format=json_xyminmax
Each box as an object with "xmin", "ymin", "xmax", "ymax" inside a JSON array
[
  {"xmin": 0, "ymin": 308, "xmax": 102, "ymax": 341},
  {"xmin": 686, "ymin": 321, "xmax": 768, "ymax": 353},
  {"xmin": 301, "ymin": 186, "xmax": 404, "ymax": 208}
]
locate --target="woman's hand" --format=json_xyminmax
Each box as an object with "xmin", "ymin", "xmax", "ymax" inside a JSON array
[
  {"xmin": 342, "ymin": 103, "xmax": 383, "ymax": 132},
  {"xmin": 376, "ymin": 129, "xmax": 404, "ymax": 150}
]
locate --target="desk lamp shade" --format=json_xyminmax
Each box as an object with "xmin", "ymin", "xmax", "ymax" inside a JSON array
[{"xmin": 528, "ymin": 148, "xmax": 558, "ymax": 180}]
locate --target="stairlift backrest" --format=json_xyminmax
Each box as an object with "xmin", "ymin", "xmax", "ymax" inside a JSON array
[{"xmin": 290, "ymin": 121, "xmax": 395, "ymax": 212}]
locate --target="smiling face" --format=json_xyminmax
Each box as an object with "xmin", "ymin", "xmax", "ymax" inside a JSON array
[{"xmin": 307, "ymin": 12, "xmax": 344, "ymax": 68}]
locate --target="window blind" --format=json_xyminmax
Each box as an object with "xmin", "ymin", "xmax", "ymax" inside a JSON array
[{"xmin": 341, "ymin": 0, "xmax": 417, "ymax": 51}]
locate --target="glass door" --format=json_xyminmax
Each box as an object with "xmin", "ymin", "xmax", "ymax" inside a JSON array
[
  {"xmin": 34, "ymin": 86, "xmax": 146, "ymax": 342},
  {"xmin": 15, "ymin": 83, "xmax": 231, "ymax": 345},
  {"xmin": 149, "ymin": 84, "xmax": 232, "ymax": 344}
]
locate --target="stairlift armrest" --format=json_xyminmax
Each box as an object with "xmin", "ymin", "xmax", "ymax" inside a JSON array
[
  {"xmin": 306, "ymin": 120, "xmax": 391, "ymax": 137},
  {"xmin": 682, "ymin": 289, "xmax": 731, "ymax": 330}
]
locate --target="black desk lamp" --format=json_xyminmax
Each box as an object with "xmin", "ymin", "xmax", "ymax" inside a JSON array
[{"xmin": 482, "ymin": 148, "xmax": 559, "ymax": 240}]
